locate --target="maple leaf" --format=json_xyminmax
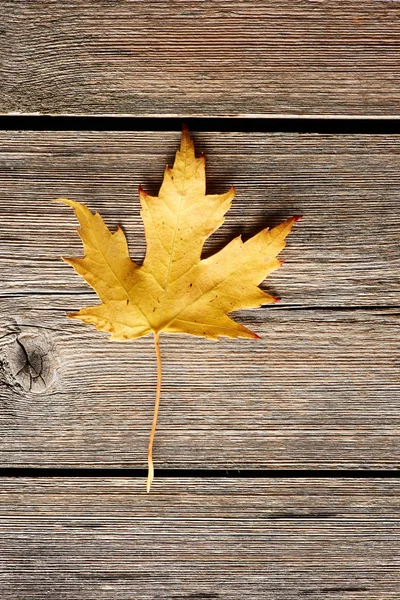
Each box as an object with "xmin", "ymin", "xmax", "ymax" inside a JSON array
[{"xmin": 55, "ymin": 127, "xmax": 300, "ymax": 491}]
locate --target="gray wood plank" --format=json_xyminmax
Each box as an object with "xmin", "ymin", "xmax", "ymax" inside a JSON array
[
  {"xmin": 0, "ymin": 478, "xmax": 399, "ymax": 599},
  {"xmin": 0, "ymin": 306, "xmax": 398, "ymax": 468},
  {"xmin": 0, "ymin": 131, "xmax": 399, "ymax": 469},
  {"xmin": 1, "ymin": 131, "xmax": 399, "ymax": 307},
  {"xmin": 2, "ymin": 1, "xmax": 400, "ymax": 117}
]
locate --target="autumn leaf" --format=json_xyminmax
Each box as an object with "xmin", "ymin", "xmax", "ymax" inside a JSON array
[{"xmin": 55, "ymin": 127, "xmax": 300, "ymax": 491}]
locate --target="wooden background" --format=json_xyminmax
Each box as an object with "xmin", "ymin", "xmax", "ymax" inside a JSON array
[
  {"xmin": 0, "ymin": 2, "xmax": 399, "ymax": 599},
  {"xmin": 2, "ymin": 0, "xmax": 400, "ymax": 117}
]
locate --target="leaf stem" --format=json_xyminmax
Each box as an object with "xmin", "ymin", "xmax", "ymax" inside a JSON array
[{"xmin": 147, "ymin": 331, "xmax": 162, "ymax": 492}]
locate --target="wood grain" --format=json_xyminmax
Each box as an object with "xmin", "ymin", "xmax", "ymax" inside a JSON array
[
  {"xmin": 0, "ymin": 478, "xmax": 399, "ymax": 599},
  {"xmin": 1, "ymin": 131, "xmax": 399, "ymax": 307},
  {"xmin": 0, "ymin": 306, "xmax": 399, "ymax": 468},
  {"xmin": 0, "ymin": 131, "xmax": 398, "ymax": 469},
  {"xmin": 2, "ymin": 1, "xmax": 400, "ymax": 117}
]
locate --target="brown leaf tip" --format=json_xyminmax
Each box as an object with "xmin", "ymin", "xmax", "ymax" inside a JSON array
[
  {"xmin": 273, "ymin": 297, "xmax": 281, "ymax": 303},
  {"xmin": 293, "ymin": 215, "xmax": 303, "ymax": 222},
  {"xmin": 138, "ymin": 185, "xmax": 148, "ymax": 196},
  {"xmin": 253, "ymin": 332, "xmax": 262, "ymax": 340}
]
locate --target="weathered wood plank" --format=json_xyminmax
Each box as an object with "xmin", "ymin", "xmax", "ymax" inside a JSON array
[
  {"xmin": 1, "ymin": 131, "xmax": 399, "ymax": 306},
  {"xmin": 0, "ymin": 131, "xmax": 399, "ymax": 469},
  {"xmin": 2, "ymin": 1, "xmax": 400, "ymax": 117},
  {"xmin": 0, "ymin": 306, "xmax": 398, "ymax": 468},
  {"xmin": 0, "ymin": 478, "xmax": 399, "ymax": 599}
]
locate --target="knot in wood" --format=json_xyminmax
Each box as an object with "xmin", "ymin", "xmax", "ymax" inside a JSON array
[{"xmin": 0, "ymin": 326, "xmax": 56, "ymax": 394}]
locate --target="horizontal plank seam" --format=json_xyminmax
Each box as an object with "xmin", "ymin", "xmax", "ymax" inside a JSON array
[
  {"xmin": 1, "ymin": 296, "xmax": 399, "ymax": 312},
  {"xmin": 0, "ymin": 468, "xmax": 399, "ymax": 479},
  {"xmin": 2, "ymin": 116, "xmax": 400, "ymax": 133}
]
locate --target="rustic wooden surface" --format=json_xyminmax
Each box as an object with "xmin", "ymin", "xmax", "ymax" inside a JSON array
[
  {"xmin": 0, "ymin": 131, "xmax": 398, "ymax": 468},
  {"xmin": 2, "ymin": 1, "xmax": 400, "ymax": 117},
  {"xmin": 2, "ymin": 1, "xmax": 399, "ymax": 596},
  {"xmin": 0, "ymin": 478, "xmax": 398, "ymax": 599}
]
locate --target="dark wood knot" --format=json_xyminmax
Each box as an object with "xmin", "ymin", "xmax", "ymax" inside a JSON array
[{"xmin": 0, "ymin": 323, "xmax": 57, "ymax": 394}]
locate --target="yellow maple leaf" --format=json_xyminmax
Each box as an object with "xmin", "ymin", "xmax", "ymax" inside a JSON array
[{"xmin": 55, "ymin": 127, "xmax": 300, "ymax": 491}]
